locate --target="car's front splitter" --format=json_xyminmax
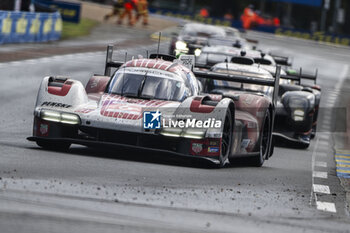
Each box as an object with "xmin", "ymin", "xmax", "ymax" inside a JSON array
[{"xmin": 27, "ymin": 136, "xmax": 221, "ymax": 165}]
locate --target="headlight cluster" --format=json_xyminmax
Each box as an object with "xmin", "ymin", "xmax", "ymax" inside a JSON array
[
  {"xmin": 194, "ymin": 48, "xmax": 202, "ymax": 57},
  {"xmin": 287, "ymin": 98, "xmax": 308, "ymax": 122},
  {"xmin": 41, "ymin": 110, "xmax": 81, "ymax": 125},
  {"xmin": 161, "ymin": 128, "xmax": 206, "ymax": 139},
  {"xmin": 293, "ymin": 109, "xmax": 305, "ymax": 121},
  {"xmin": 175, "ymin": 41, "xmax": 188, "ymax": 50}
]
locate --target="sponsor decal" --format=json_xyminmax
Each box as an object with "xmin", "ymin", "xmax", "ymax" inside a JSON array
[
  {"xmin": 41, "ymin": 102, "xmax": 72, "ymax": 108},
  {"xmin": 143, "ymin": 111, "xmax": 222, "ymax": 129},
  {"xmin": 143, "ymin": 110, "xmax": 161, "ymax": 129},
  {"xmin": 208, "ymin": 147, "xmax": 220, "ymax": 153},
  {"xmin": 163, "ymin": 118, "xmax": 221, "ymax": 128},
  {"xmin": 39, "ymin": 123, "xmax": 49, "ymax": 136},
  {"xmin": 192, "ymin": 143, "xmax": 203, "ymax": 153},
  {"xmin": 209, "ymin": 140, "xmax": 220, "ymax": 146},
  {"xmin": 241, "ymin": 139, "xmax": 251, "ymax": 149},
  {"xmin": 177, "ymin": 55, "xmax": 195, "ymax": 70}
]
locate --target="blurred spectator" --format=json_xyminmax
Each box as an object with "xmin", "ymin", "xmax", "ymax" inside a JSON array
[
  {"xmin": 135, "ymin": 0, "xmax": 149, "ymax": 26},
  {"xmin": 241, "ymin": 4, "xmax": 280, "ymax": 29},
  {"xmin": 199, "ymin": 7, "xmax": 209, "ymax": 18},
  {"xmin": 224, "ymin": 10, "xmax": 234, "ymax": 21},
  {"xmin": 104, "ymin": 0, "xmax": 124, "ymax": 22},
  {"xmin": 241, "ymin": 4, "xmax": 256, "ymax": 29},
  {"xmin": 273, "ymin": 17, "xmax": 280, "ymax": 27},
  {"xmin": 118, "ymin": 0, "xmax": 137, "ymax": 26}
]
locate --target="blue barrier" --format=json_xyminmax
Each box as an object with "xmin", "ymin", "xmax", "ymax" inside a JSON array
[
  {"xmin": 0, "ymin": 10, "xmax": 62, "ymax": 45},
  {"xmin": 34, "ymin": 0, "xmax": 81, "ymax": 23}
]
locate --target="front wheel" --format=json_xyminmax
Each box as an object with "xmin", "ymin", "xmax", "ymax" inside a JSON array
[{"xmin": 252, "ymin": 110, "xmax": 271, "ymax": 167}]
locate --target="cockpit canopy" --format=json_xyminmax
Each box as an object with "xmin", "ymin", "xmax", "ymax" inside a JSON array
[
  {"xmin": 108, "ymin": 67, "xmax": 194, "ymax": 102},
  {"xmin": 180, "ymin": 23, "xmax": 226, "ymax": 38}
]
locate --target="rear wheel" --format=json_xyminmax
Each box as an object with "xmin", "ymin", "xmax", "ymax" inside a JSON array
[
  {"xmin": 219, "ymin": 108, "xmax": 233, "ymax": 167},
  {"xmin": 252, "ymin": 110, "xmax": 271, "ymax": 167},
  {"xmin": 36, "ymin": 140, "xmax": 71, "ymax": 151}
]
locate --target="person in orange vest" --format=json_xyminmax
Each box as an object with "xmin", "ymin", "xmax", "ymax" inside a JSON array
[
  {"xmin": 135, "ymin": 0, "xmax": 149, "ymax": 25},
  {"xmin": 199, "ymin": 7, "xmax": 209, "ymax": 18},
  {"xmin": 118, "ymin": 0, "xmax": 137, "ymax": 26},
  {"xmin": 273, "ymin": 17, "xmax": 280, "ymax": 27},
  {"xmin": 241, "ymin": 4, "xmax": 255, "ymax": 29},
  {"xmin": 104, "ymin": 0, "xmax": 124, "ymax": 21}
]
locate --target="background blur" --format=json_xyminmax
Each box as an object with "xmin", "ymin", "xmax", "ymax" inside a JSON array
[{"xmin": 78, "ymin": 0, "xmax": 349, "ymax": 35}]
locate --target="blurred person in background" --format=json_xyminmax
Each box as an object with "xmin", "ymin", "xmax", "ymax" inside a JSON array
[
  {"xmin": 104, "ymin": 0, "xmax": 124, "ymax": 22},
  {"xmin": 135, "ymin": 0, "xmax": 148, "ymax": 26},
  {"xmin": 241, "ymin": 4, "xmax": 256, "ymax": 29},
  {"xmin": 118, "ymin": 0, "xmax": 137, "ymax": 26},
  {"xmin": 224, "ymin": 10, "xmax": 234, "ymax": 21},
  {"xmin": 199, "ymin": 7, "xmax": 209, "ymax": 18}
]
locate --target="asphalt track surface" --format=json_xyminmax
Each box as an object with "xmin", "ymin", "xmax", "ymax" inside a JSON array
[{"xmin": 0, "ymin": 27, "xmax": 350, "ymax": 232}]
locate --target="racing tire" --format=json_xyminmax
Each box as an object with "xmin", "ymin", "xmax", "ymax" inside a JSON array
[
  {"xmin": 36, "ymin": 140, "xmax": 71, "ymax": 151},
  {"xmin": 252, "ymin": 110, "xmax": 271, "ymax": 167},
  {"xmin": 219, "ymin": 108, "xmax": 233, "ymax": 168}
]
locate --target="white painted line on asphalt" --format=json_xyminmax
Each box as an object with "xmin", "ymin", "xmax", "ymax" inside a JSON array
[
  {"xmin": 318, "ymin": 134, "xmax": 330, "ymax": 140},
  {"xmin": 327, "ymin": 96, "xmax": 338, "ymax": 101},
  {"xmin": 321, "ymin": 124, "xmax": 331, "ymax": 131},
  {"xmin": 315, "ymin": 161, "xmax": 327, "ymax": 168},
  {"xmin": 313, "ymin": 171, "xmax": 328, "ymax": 179},
  {"xmin": 318, "ymin": 141, "xmax": 330, "ymax": 147},
  {"xmin": 313, "ymin": 184, "xmax": 331, "ymax": 194},
  {"xmin": 310, "ymin": 138, "xmax": 319, "ymax": 205},
  {"xmin": 323, "ymin": 115, "xmax": 331, "ymax": 121},
  {"xmin": 8, "ymin": 61, "xmax": 22, "ymax": 66},
  {"xmin": 324, "ymin": 99, "xmax": 335, "ymax": 105},
  {"xmin": 334, "ymin": 64, "xmax": 349, "ymax": 91},
  {"xmin": 316, "ymin": 201, "xmax": 336, "ymax": 213}
]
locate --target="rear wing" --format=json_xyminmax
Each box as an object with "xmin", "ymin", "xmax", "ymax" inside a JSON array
[
  {"xmin": 104, "ymin": 45, "xmax": 177, "ymax": 76},
  {"xmin": 270, "ymin": 54, "xmax": 292, "ymax": 67},
  {"xmin": 281, "ymin": 68, "xmax": 318, "ymax": 85},
  {"xmin": 104, "ymin": 45, "xmax": 123, "ymax": 76},
  {"xmin": 193, "ymin": 66, "xmax": 281, "ymax": 107}
]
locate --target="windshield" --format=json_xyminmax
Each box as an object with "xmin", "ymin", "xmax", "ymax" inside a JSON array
[
  {"xmin": 181, "ymin": 25, "xmax": 225, "ymax": 38},
  {"xmin": 213, "ymin": 69, "xmax": 272, "ymax": 95},
  {"xmin": 108, "ymin": 70, "xmax": 190, "ymax": 101},
  {"xmin": 208, "ymin": 38, "xmax": 239, "ymax": 47}
]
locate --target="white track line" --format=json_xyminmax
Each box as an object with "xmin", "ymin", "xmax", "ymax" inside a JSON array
[
  {"xmin": 313, "ymin": 171, "xmax": 328, "ymax": 179},
  {"xmin": 313, "ymin": 184, "xmax": 331, "ymax": 194},
  {"xmin": 334, "ymin": 65, "xmax": 349, "ymax": 91},
  {"xmin": 315, "ymin": 161, "xmax": 327, "ymax": 168},
  {"xmin": 316, "ymin": 201, "xmax": 336, "ymax": 213},
  {"xmin": 316, "ymin": 152, "xmax": 328, "ymax": 157}
]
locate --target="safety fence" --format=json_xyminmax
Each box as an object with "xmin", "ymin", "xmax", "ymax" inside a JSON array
[
  {"xmin": 149, "ymin": 8, "xmax": 350, "ymax": 47},
  {"xmin": 0, "ymin": 10, "xmax": 62, "ymax": 44}
]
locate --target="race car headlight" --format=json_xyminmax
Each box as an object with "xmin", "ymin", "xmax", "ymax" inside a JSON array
[
  {"xmin": 160, "ymin": 128, "xmax": 182, "ymax": 137},
  {"xmin": 294, "ymin": 109, "xmax": 305, "ymax": 117},
  {"xmin": 194, "ymin": 48, "xmax": 202, "ymax": 57},
  {"xmin": 182, "ymin": 129, "xmax": 206, "ymax": 139},
  {"xmin": 61, "ymin": 113, "xmax": 81, "ymax": 125},
  {"xmin": 41, "ymin": 110, "xmax": 80, "ymax": 125},
  {"xmin": 293, "ymin": 109, "xmax": 305, "ymax": 121},
  {"xmin": 41, "ymin": 110, "xmax": 61, "ymax": 122},
  {"xmin": 176, "ymin": 41, "xmax": 187, "ymax": 50}
]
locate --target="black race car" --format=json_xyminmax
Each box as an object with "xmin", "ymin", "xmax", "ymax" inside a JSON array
[{"xmin": 195, "ymin": 45, "xmax": 321, "ymax": 148}]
